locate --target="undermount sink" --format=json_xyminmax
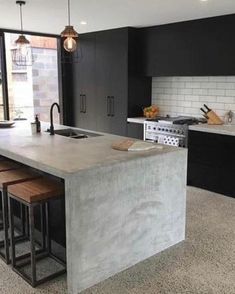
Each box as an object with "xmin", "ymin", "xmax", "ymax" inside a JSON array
[{"xmin": 47, "ymin": 128, "xmax": 102, "ymax": 139}]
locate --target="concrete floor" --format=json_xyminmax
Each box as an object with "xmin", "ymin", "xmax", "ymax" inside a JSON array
[{"xmin": 0, "ymin": 187, "xmax": 234, "ymax": 294}]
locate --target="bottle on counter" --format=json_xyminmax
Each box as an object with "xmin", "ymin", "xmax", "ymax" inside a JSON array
[{"xmin": 35, "ymin": 114, "xmax": 41, "ymax": 133}]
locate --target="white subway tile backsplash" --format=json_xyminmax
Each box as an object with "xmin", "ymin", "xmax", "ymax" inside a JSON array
[
  {"xmin": 178, "ymin": 88, "xmax": 193, "ymax": 95},
  {"xmin": 192, "ymin": 88, "xmax": 208, "ymax": 95},
  {"xmin": 217, "ymin": 96, "xmax": 234, "ymax": 103},
  {"xmin": 200, "ymin": 82, "xmax": 217, "ymax": 89},
  {"xmin": 216, "ymin": 82, "xmax": 235, "ymax": 89},
  {"xmin": 152, "ymin": 76, "xmax": 235, "ymax": 117},
  {"xmin": 208, "ymin": 89, "xmax": 225, "ymax": 96},
  {"xmin": 192, "ymin": 76, "xmax": 209, "ymax": 82},
  {"xmin": 185, "ymin": 82, "xmax": 201, "ymax": 89},
  {"xmin": 225, "ymin": 89, "xmax": 235, "ymax": 96}
]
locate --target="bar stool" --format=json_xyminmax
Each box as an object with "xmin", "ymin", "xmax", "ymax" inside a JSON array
[
  {"xmin": 0, "ymin": 161, "xmax": 21, "ymax": 230},
  {"xmin": 0, "ymin": 160, "xmax": 22, "ymax": 246},
  {"xmin": 8, "ymin": 177, "xmax": 66, "ymax": 287},
  {"xmin": 0, "ymin": 168, "xmax": 40, "ymax": 264}
]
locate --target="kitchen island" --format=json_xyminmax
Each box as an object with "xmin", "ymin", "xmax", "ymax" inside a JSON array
[{"xmin": 0, "ymin": 122, "xmax": 187, "ymax": 293}]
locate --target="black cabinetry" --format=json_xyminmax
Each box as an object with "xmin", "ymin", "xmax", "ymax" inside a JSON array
[
  {"xmin": 72, "ymin": 28, "xmax": 151, "ymax": 136},
  {"xmin": 127, "ymin": 123, "xmax": 143, "ymax": 140},
  {"xmin": 142, "ymin": 14, "xmax": 235, "ymax": 76},
  {"xmin": 188, "ymin": 130, "xmax": 235, "ymax": 198},
  {"xmin": 72, "ymin": 33, "xmax": 96, "ymax": 130}
]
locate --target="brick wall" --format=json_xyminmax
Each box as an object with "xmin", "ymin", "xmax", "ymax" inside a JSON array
[
  {"xmin": 152, "ymin": 76, "xmax": 235, "ymax": 118},
  {"xmin": 32, "ymin": 47, "xmax": 59, "ymax": 123}
]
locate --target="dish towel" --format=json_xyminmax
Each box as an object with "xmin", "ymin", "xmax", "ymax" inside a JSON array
[{"xmin": 158, "ymin": 135, "xmax": 180, "ymax": 147}]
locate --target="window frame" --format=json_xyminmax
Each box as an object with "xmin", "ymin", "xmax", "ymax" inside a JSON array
[{"xmin": 0, "ymin": 28, "xmax": 63, "ymax": 123}]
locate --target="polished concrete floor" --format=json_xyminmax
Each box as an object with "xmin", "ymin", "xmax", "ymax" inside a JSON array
[{"xmin": 0, "ymin": 187, "xmax": 234, "ymax": 294}]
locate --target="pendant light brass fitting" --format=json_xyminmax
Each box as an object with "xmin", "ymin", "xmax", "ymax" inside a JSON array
[
  {"xmin": 61, "ymin": 25, "xmax": 78, "ymax": 38},
  {"xmin": 15, "ymin": 34, "xmax": 30, "ymax": 45}
]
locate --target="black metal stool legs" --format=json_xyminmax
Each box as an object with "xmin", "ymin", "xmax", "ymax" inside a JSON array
[
  {"xmin": 0, "ymin": 188, "xmax": 28, "ymax": 264},
  {"xmin": 8, "ymin": 196, "xmax": 16, "ymax": 267},
  {"xmin": 29, "ymin": 205, "xmax": 36, "ymax": 287},
  {"xmin": 1, "ymin": 189, "xmax": 10, "ymax": 263},
  {"xmin": 8, "ymin": 194, "xmax": 66, "ymax": 288}
]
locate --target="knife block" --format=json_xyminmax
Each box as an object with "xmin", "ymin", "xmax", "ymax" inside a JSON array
[{"xmin": 207, "ymin": 110, "xmax": 223, "ymax": 125}]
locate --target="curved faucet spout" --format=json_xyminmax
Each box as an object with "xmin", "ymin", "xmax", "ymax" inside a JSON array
[{"xmin": 50, "ymin": 102, "xmax": 61, "ymax": 135}]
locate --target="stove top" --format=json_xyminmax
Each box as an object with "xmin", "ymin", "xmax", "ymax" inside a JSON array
[{"xmin": 146, "ymin": 116, "xmax": 199, "ymax": 125}]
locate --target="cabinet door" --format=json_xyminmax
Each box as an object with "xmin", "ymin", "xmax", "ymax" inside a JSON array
[
  {"xmin": 187, "ymin": 130, "xmax": 235, "ymax": 198},
  {"xmin": 143, "ymin": 14, "xmax": 235, "ymax": 76},
  {"xmin": 109, "ymin": 29, "xmax": 128, "ymax": 136},
  {"xmin": 127, "ymin": 123, "xmax": 143, "ymax": 139},
  {"xmin": 95, "ymin": 29, "xmax": 128, "ymax": 135},
  {"xmin": 95, "ymin": 31, "xmax": 112, "ymax": 133},
  {"xmin": 73, "ymin": 34, "xmax": 96, "ymax": 130}
]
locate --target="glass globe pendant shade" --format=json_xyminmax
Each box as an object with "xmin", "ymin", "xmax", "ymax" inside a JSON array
[
  {"xmin": 61, "ymin": 25, "xmax": 78, "ymax": 53},
  {"xmin": 63, "ymin": 37, "xmax": 77, "ymax": 52}
]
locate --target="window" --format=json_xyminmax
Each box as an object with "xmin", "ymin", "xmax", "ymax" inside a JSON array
[
  {"xmin": 0, "ymin": 33, "xmax": 7, "ymax": 121},
  {"xmin": 4, "ymin": 33, "xmax": 60, "ymax": 123}
]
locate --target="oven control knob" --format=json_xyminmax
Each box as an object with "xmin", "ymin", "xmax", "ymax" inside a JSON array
[
  {"xmin": 169, "ymin": 129, "xmax": 172, "ymax": 132},
  {"xmin": 153, "ymin": 127, "xmax": 156, "ymax": 130}
]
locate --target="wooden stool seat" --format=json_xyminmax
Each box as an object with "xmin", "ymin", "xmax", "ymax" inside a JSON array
[
  {"xmin": 0, "ymin": 161, "xmax": 20, "ymax": 172},
  {"xmin": 8, "ymin": 178, "xmax": 64, "ymax": 204},
  {"xmin": 0, "ymin": 168, "xmax": 40, "ymax": 189}
]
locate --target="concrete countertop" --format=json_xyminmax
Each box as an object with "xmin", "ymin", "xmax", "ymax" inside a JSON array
[
  {"xmin": 127, "ymin": 117, "xmax": 146, "ymax": 124},
  {"xmin": 189, "ymin": 124, "xmax": 235, "ymax": 137},
  {"xmin": 0, "ymin": 121, "xmax": 182, "ymax": 177}
]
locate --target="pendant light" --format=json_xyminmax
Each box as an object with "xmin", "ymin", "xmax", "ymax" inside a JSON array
[
  {"xmin": 12, "ymin": 1, "xmax": 34, "ymax": 66},
  {"xmin": 61, "ymin": 0, "xmax": 78, "ymax": 52}
]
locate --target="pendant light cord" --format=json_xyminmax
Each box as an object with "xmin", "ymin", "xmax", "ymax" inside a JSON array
[
  {"xmin": 68, "ymin": 0, "xmax": 71, "ymax": 26},
  {"xmin": 19, "ymin": 2, "xmax": 24, "ymax": 32}
]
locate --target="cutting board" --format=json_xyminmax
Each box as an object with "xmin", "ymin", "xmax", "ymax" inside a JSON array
[{"xmin": 111, "ymin": 140, "xmax": 161, "ymax": 151}]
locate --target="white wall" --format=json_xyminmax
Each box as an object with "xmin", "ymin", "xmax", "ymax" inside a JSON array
[{"xmin": 152, "ymin": 76, "xmax": 235, "ymax": 119}]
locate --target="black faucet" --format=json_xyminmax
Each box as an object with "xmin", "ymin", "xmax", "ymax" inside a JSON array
[{"xmin": 50, "ymin": 102, "xmax": 60, "ymax": 135}]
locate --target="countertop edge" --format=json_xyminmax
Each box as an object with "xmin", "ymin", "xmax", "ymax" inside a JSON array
[{"xmin": 189, "ymin": 124, "xmax": 235, "ymax": 136}]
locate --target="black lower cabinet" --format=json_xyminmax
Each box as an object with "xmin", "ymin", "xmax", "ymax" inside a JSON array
[
  {"xmin": 127, "ymin": 123, "xmax": 143, "ymax": 140},
  {"xmin": 188, "ymin": 130, "xmax": 235, "ymax": 198}
]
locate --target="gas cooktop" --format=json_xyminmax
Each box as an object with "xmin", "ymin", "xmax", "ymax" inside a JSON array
[{"xmin": 146, "ymin": 116, "xmax": 200, "ymax": 125}]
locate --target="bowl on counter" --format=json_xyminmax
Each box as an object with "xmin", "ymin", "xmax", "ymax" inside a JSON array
[{"xmin": 0, "ymin": 121, "xmax": 15, "ymax": 128}]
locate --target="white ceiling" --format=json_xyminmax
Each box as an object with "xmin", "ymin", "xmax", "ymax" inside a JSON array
[{"xmin": 0, "ymin": 0, "xmax": 235, "ymax": 35}]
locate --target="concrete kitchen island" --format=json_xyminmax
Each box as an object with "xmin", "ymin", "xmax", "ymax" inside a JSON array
[{"xmin": 0, "ymin": 122, "xmax": 187, "ymax": 293}]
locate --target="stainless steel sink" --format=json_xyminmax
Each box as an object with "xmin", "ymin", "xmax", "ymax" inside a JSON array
[{"xmin": 46, "ymin": 128, "xmax": 102, "ymax": 139}]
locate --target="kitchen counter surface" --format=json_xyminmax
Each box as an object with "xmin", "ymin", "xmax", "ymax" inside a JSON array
[
  {"xmin": 189, "ymin": 124, "xmax": 235, "ymax": 136},
  {"xmin": 0, "ymin": 121, "xmax": 182, "ymax": 178},
  {"xmin": 0, "ymin": 121, "xmax": 187, "ymax": 294},
  {"xmin": 127, "ymin": 117, "xmax": 146, "ymax": 124}
]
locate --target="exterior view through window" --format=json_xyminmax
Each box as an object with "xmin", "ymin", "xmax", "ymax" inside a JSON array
[{"xmin": 4, "ymin": 33, "xmax": 60, "ymax": 123}]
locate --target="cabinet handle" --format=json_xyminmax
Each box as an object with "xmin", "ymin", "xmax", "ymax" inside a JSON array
[
  {"xmin": 83, "ymin": 94, "xmax": 87, "ymax": 113},
  {"xmin": 80, "ymin": 94, "xmax": 83, "ymax": 113},
  {"xmin": 107, "ymin": 96, "xmax": 111, "ymax": 116},
  {"xmin": 111, "ymin": 96, "xmax": 115, "ymax": 117}
]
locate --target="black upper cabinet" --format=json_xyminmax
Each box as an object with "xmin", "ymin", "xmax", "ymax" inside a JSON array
[
  {"xmin": 95, "ymin": 29, "xmax": 128, "ymax": 134},
  {"xmin": 142, "ymin": 14, "xmax": 235, "ymax": 76},
  {"xmin": 72, "ymin": 28, "xmax": 151, "ymax": 136},
  {"xmin": 72, "ymin": 33, "xmax": 96, "ymax": 130}
]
